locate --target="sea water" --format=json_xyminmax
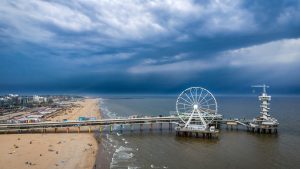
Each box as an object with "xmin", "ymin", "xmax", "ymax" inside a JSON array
[{"xmin": 95, "ymin": 95, "xmax": 300, "ymax": 169}]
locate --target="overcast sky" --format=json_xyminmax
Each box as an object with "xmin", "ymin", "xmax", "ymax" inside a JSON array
[{"xmin": 1, "ymin": 0, "xmax": 300, "ymax": 94}]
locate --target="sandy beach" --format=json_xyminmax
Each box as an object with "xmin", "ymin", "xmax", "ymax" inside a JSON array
[{"xmin": 0, "ymin": 98, "xmax": 101, "ymax": 169}]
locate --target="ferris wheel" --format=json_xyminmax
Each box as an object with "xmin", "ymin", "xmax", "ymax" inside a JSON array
[{"xmin": 176, "ymin": 87, "xmax": 218, "ymax": 129}]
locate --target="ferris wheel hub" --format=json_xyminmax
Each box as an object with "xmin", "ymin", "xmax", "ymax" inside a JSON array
[{"xmin": 193, "ymin": 104, "xmax": 198, "ymax": 110}]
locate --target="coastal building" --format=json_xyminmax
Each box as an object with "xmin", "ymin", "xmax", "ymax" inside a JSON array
[
  {"xmin": 33, "ymin": 95, "xmax": 47, "ymax": 103},
  {"xmin": 8, "ymin": 94, "xmax": 18, "ymax": 97},
  {"xmin": 21, "ymin": 97, "xmax": 29, "ymax": 105},
  {"xmin": 17, "ymin": 114, "xmax": 44, "ymax": 123},
  {"xmin": 33, "ymin": 95, "xmax": 40, "ymax": 103}
]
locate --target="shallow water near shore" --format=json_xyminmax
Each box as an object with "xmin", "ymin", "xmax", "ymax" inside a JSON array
[{"xmin": 95, "ymin": 95, "xmax": 300, "ymax": 169}]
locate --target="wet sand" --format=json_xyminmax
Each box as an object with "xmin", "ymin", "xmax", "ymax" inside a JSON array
[{"xmin": 0, "ymin": 98, "xmax": 101, "ymax": 169}]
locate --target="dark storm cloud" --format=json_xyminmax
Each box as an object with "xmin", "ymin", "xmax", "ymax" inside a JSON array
[{"xmin": 0, "ymin": 0, "xmax": 300, "ymax": 94}]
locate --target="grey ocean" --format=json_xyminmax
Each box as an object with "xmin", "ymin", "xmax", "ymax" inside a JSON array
[{"xmin": 95, "ymin": 95, "xmax": 300, "ymax": 169}]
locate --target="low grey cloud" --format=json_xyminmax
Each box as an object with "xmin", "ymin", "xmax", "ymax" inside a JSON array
[{"xmin": 0, "ymin": 0, "xmax": 300, "ymax": 94}]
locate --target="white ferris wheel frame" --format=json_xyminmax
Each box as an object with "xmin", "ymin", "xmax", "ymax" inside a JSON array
[{"xmin": 176, "ymin": 87, "xmax": 218, "ymax": 128}]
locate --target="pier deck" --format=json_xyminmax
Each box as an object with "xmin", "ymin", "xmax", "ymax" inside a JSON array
[{"xmin": 0, "ymin": 116, "xmax": 277, "ymax": 134}]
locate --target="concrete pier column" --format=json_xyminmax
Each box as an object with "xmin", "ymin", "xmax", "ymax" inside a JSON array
[
  {"xmin": 66, "ymin": 128, "xmax": 69, "ymax": 133},
  {"xmin": 110, "ymin": 124, "xmax": 113, "ymax": 133},
  {"xmin": 169, "ymin": 123, "xmax": 172, "ymax": 130},
  {"xmin": 150, "ymin": 123, "xmax": 153, "ymax": 131},
  {"xmin": 88, "ymin": 127, "xmax": 91, "ymax": 133},
  {"xmin": 54, "ymin": 128, "xmax": 57, "ymax": 133},
  {"xmin": 217, "ymin": 122, "xmax": 220, "ymax": 129},
  {"xmin": 77, "ymin": 127, "xmax": 80, "ymax": 133},
  {"xmin": 120, "ymin": 125, "xmax": 123, "ymax": 133},
  {"xmin": 160, "ymin": 123, "xmax": 162, "ymax": 131},
  {"xmin": 140, "ymin": 124, "xmax": 143, "ymax": 131},
  {"xmin": 99, "ymin": 126, "xmax": 102, "ymax": 133},
  {"xmin": 130, "ymin": 124, "xmax": 133, "ymax": 132}
]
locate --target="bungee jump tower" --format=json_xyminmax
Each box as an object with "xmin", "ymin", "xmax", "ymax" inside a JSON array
[{"xmin": 249, "ymin": 85, "xmax": 279, "ymax": 134}]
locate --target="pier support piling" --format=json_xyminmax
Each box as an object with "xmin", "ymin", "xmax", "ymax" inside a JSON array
[
  {"xmin": 110, "ymin": 124, "xmax": 113, "ymax": 133},
  {"xmin": 99, "ymin": 126, "xmax": 102, "ymax": 133},
  {"xmin": 140, "ymin": 124, "xmax": 143, "ymax": 131},
  {"xmin": 169, "ymin": 123, "xmax": 172, "ymax": 131},
  {"xmin": 130, "ymin": 124, "xmax": 133, "ymax": 132}
]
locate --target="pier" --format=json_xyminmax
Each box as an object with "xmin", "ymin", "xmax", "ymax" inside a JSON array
[
  {"xmin": 0, "ymin": 116, "xmax": 276, "ymax": 134},
  {"xmin": 0, "ymin": 85, "xmax": 279, "ymax": 138}
]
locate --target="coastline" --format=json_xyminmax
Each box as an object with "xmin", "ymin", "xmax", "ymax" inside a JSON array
[{"xmin": 0, "ymin": 98, "xmax": 101, "ymax": 169}]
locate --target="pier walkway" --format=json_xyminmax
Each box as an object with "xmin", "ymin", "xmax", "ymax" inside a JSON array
[{"xmin": 0, "ymin": 116, "xmax": 254, "ymax": 133}]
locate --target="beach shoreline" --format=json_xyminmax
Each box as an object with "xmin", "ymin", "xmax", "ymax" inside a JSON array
[{"xmin": 0, "ymin": 98, "xmax": 101, "ymax": 169}]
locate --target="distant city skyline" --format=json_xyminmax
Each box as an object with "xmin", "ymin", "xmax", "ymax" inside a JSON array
[{"xmin": 1, "ymin": 0, "xmax": 300, "ymax": 94}]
